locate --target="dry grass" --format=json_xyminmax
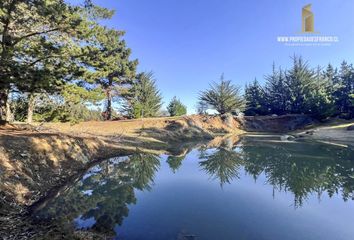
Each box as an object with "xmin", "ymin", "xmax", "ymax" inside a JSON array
[{"xmin": 40, "ymin": 115, "xmax": 243, "ymax": 137}]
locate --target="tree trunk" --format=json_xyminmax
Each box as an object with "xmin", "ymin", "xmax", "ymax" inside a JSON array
[
  {"xmin": 106, "ymin": 89, "xmax": 112, "ymax": 120},
  {"xmin": 105, "ymin": 79, "xmax": 113, "ymax": 121},
  {"xmin": 0, "ymin": 89, "xmax": 9, "ymax": 121},
  {"xmin": 27, "ymin": 92, "xmax": 36, "ymax": 124},
  {"xmin": 5, "ymin": 95, "xmax": 11, "ymax": 122}
]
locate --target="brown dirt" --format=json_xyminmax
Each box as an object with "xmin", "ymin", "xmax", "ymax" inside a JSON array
[
  {"xmin": 41, "ymin": 115, "xmax": 243, "ymax": 137},
  {"xmin": 239, "ymin": 114, "xmax": 315, "ymax": 132}
]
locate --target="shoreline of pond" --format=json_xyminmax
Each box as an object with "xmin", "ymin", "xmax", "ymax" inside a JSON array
[{"xmin": 0, "ymin": 115, "xmax": 353, "ymax": 239}]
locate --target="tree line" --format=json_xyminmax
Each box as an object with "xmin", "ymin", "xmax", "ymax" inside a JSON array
[
  {"xmin": 1, "ymin": 1, "xmax": 352, "ymax": 123},
  {"xmin": 197, "ymin": 57, "xmax": 353, "ymax": 119},
  {"xmin": 0, "ymin": 0, "xmax": 187, "ymax": 124},
  {"xmin": 244, "ymin": 56, "xmax": 354, "ymax": 119}
]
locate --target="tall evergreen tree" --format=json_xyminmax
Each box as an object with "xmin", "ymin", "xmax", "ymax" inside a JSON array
[
  {"xmin": 305, "ymin": 66, "xmax": 336, "ymax": 119},
  {"xmin": 0, "ymin": 1, "xmax": 119, "ymax": 122},
  {"xmin": 0, "ymin": 0, "xmax": 88, "ymax": 121},
  {"xmin": 124, "ymin": 72, "xmax": 163, "ymax": 118},
  {"xmin": 84, "ymin": 28, "xmax": 138, "ymax": 120},
  {"xmin": 285, "ymin": 56, "xmax": 317, "ymax": 114},
  {"xmin": 244, "ymin": 78, "xmax": 266, "ymax": 115},
  {"xmin": 333, "ymin": 61, "xmax": 354, "ymax": 118},
  {"xmin": 264, "ymin": 65, "xmax": 289, "ymax": 115}
]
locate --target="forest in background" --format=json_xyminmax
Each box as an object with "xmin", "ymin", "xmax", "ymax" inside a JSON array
[{"xmin": 244, "ymin": 57, "xmax": 354, "ymax": 120}]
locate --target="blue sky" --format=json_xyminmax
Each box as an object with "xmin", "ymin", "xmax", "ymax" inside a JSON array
[{"xmin": 85, "ymin": 0, "xmax": 354, "ymax": 113}]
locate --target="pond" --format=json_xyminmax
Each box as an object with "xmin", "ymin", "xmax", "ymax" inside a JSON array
[{"xmin": 32, "ymin": 136, "xmax": 354, "ymax": 240}]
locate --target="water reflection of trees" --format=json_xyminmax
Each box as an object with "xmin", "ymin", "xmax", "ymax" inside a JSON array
[
  {"xmin": 33, "ymin": 153, "xmax": 160, "ymax": 237},
  {"xmin": 167, "ymin": 155, "xmax": 185, "ymax": 173},
  {"xmin": 244, "ymin": 141, "xmax": 354, "ymax": 207},
  {"xmin": 201, "ymin": 138, "xmax": 354, "ymax": 207},
  {"xmin": 198, "ymin": 147, "xmax": 244, "ymax": 186},
  {"xmin": 33, "ymin": 139, "xmax": 354, "ymax": 237}
]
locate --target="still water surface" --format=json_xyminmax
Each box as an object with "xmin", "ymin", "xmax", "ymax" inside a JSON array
[{"xmin": 33, "ymin": 136, "xmax": 354, "ymax": 240}]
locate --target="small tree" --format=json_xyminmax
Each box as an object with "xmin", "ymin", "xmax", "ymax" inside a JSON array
[
  {"xmin": 167, "ymin": 97, "xmax": 187, "ymax": 116},
  {"xmin": 199, "ymin": 74, "xmax": 244, "ymax": 114}
]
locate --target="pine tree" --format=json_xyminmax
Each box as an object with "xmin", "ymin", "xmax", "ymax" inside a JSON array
[
  {"xmin": 305, "ymin": 66, "xmax": 336, "ymax": 119},
  {"xmin": 333, "ymin": 61, "xmax": 354, "ymax": 118},
  {"xmin": 167, "ymin": 97, "xmax": 187, "ymax": 116},
  {"xmin": 199, "ymin": 74, "xmax": 244, "ymax": 115},
  {"xmin": 264, "ymin": 65, "xmax": 289, "ymax": 115},
  {"xmin": 245, "ymin": 78, "xmax": 266, "ymax": 115},
  {"xmin": 0, "ymin": 1, "xmax": 119, "ymax": 122},
  {"xmin": 285, "ymin": 56, "xmax": 316, "ymax": 114},
  {"xmin": 84, "ymin": 28, "xmax": 138, "ymax": 120},
  {"xmin": 124, "ymin": 72, "xmax": 163, "ymax": 118},
  {"xmin": 0, "ymin": 0, "xmax": 88, "ymax": 121},
  {"xmin": 166, "ymin": 155, "xmax": 185, "ymax": 173}
]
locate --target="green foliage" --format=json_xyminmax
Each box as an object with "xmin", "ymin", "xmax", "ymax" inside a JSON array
[
  {"xmin": 31, "ymin": 84, "xmax": 104, "ymax": 123},
  {"xmin": 124, "ymin": 72, "xmax": 163, "ymax": 118},
  {"xmin": 244, "ymin": 56, "xmax": 352, "ymax": 120},
  {"xmin": 199, "ymin": 148, "xmax": 243, "ymax": 187},
  {"xmin": 332, "ymin": 62, "xmax": 354, "ymax": 118},
  {"xmin": 0, "ymin": 0, "xmax": 141, "ymax": 122},
  {"xmin": 305, "ymin": 67, "xmax": 336, "ymax": 119},
  {"xmin": 0, "ymin": 0, "xmax": 98, "ymax": 120},
  {"xmin": 10, "ymin": 95, "xmax": 28, "ymax": 122},
  {"xmin": 83, "ymin": 27, "xmax": 138, "ymax": 120},
  {"xmin": 167, "ymin": 155, "xmax": 186, "ymax": 173},
  {"xmin": 244, "ymin": 79, "xmax": 267, "ymax": 115},
  {"xmin": 34, "ymin": 153, "xmax": 159, "ymax": 236},
  {"xmin": 167, "ymin": 96, "xmax": 187, "ymax": 116},
  {"xmin": 264, "ymin": 65, "xmax": 289, "ymax": 115},
  {"xmin": 199, "ymin": 74, "xmax": 245, "ymax": 115}
]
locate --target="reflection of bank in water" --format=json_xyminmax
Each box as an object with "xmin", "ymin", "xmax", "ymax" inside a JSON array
[{"xmin": 29, "ymin": 137, "xmax": 354, "ymax": 238}]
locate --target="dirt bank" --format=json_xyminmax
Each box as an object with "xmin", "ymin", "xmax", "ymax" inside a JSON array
[{"xmin": 238, "ymin": 114, "xmax": 315, "ymax": 132}]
